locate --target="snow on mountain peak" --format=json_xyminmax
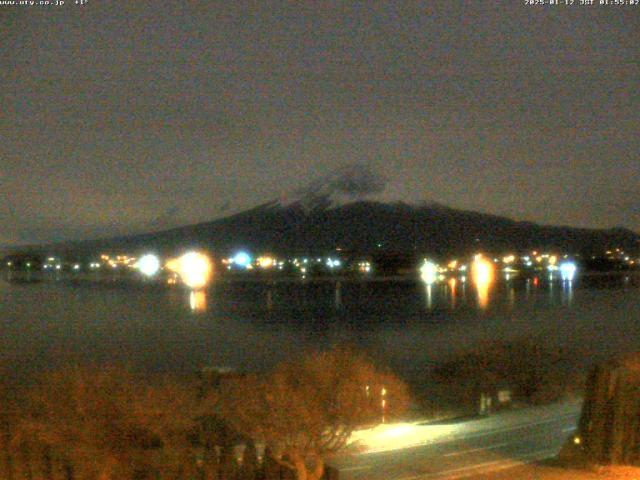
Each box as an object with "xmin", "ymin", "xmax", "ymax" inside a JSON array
[{"xmin": 278, "ymin": 163, "xmax": 388, "ymax": 210}]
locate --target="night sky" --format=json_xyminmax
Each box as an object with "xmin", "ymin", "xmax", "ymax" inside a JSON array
[{"xmin": 1, "ymin": 2, "xmax": 638, "ymax": 246}]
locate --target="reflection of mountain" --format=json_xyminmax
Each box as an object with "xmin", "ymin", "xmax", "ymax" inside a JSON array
[{"xmin": 26, "ymin": 197, "xmax": 640, "ymax": 257}]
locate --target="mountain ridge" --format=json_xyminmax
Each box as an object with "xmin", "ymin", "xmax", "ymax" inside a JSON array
[{"xmin": 9, "ymin": 198, "xmax": 639, "ymax": 258}]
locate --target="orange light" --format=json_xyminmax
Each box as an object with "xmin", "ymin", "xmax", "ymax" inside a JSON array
[
  {"xmin": 472, "ymin": 254, "xmax": 495, "ymax": 309},
  {"xmin": 257, "ymin": 256, "xmax": 275, "ymax": 269},
  {"xmin": 166, "ymin": 252, "xmax": 213, "ymax": 290},
  {"xmin": 189, "ymin": 290, "xmax": 207, "ymax": 312}
]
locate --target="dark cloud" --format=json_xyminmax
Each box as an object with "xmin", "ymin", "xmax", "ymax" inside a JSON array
[{"xmin": 328, "ymin": 164, "xmax": 387, "ymax": 197}]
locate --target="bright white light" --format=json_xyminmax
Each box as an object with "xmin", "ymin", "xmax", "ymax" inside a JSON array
[
  {"xmin": 349, "ymin": 421, "xmax": 463, "ymax": 454},
  {"xmin": 420, "ymin": 260, "xmax": 438, "ymax": 285},
  {"xmin": 73, "ymin": 264, "xmax": 80, "ymax": 271},
  {"xmin": 171, "ymin": 252, "xmax": 213, "ymax": 290},
  {"xmin": 560, "ymin": 262, "xmax": 577, "ymax": 281},
  {"xmin": 231, "ymin": 251, "xmax": 252, "ymax": 268},
  {"xmin": 326, "ymin": 258, "xmax": 341, "ymax": 269},
  {"xmin": 136, "ymin": 254, "xmax": 161, "ymax": 277},
  {"xmin": 472, "ymin": 255, "xmax": 494, "ymax": 285}
]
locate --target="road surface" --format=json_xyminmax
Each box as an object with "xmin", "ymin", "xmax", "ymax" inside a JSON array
[{"xmin": 331, "ymin": 401, "xmax": 581, "ymax": 480}]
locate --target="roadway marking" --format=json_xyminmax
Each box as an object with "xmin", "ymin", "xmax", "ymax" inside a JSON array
[{"xmin": 442, "ymin": 442, "xmax": 510, "ymax": 457}]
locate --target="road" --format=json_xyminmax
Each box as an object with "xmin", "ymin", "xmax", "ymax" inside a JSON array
[{"xmin": 330, "ymin": 401, "xmax": 581, "ymax": 480}]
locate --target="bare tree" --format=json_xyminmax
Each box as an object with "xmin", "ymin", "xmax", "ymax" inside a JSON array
[
  {"xmin": 217, "ymin": 346, "xmax": 410, "ymax": 480},
  {"xmin": 10, "ymin": 366, "xmax": 202, "ymax": 480}
]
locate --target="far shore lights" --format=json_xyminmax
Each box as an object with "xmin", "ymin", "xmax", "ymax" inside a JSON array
[
  {"xmin": 420, "ymin": 260, "xmax": 438, "ymax": 285},
  {"xmin": 136, "ymin": 254, "xmax": 161, "ymax": 277},
  {"xmin": 167, "ymin": 251, "xmax": 213, "ymax": 289}
]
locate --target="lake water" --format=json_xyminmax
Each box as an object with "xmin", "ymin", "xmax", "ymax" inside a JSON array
[{"xmin": 1, "ymin": 272, "xmax": 639, "ymax": 386}]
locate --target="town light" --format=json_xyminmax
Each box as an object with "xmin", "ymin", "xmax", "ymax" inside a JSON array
[
  {"xmin": 257, "ymin": 256, "xmax": 275, "ymax": 269},
  {"xmin": 472, "ymin": 254, "xmax": 494, "ymax": 285},
  {"xmin": 420, "ymin": 260, "xmax": 438, "ymax": 285},
  {"xmin": 231, "ymin": 251, "xmax": 252, "ymax": 268},
  {"xmin": 326, "ymin": 258, "xmax": 341, "ymax": 268},
  {"xmin": 136, "ymin": 254, "xmax": 161, "ymax": 277},
  {"xmin": 167, "ymin": 251, "xmax": 213, "ymax": 289}
]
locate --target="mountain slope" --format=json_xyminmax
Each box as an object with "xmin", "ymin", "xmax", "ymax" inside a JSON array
[{"xmin": 24, "ymin": 197, "xmax": 640, "ymax": 258}]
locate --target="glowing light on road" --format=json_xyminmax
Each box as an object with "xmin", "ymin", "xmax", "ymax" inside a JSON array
[
  {"xmin": 420, "ymin": 260, "xmax": 438, "ymax": 285},
  {"xmin": 167, "ymin": 251, "xmax": 213, "ymax": 289},
  {"xmin": 560, "ymin": 262, "xmax": 577, "ymax": 281},
  {"xmin": 136, "ymin": 254, "xmax": 161, "ymax": 277},
  {"xmin": 472, "ymin": 254, "xmax": 495, "ymax": 309}
]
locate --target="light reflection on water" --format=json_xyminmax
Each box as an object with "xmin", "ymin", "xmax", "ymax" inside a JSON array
[
  {"xmin": 0, "ymin": 272, "xmax": 639, "ymax": 385},
  {"xmin": 189, "ymin": 290, "xmax": 207, "ymax": 312}
]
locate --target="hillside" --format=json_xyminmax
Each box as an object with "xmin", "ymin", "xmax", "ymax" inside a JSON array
[{"xmin": 13, "ymin": 197, "xmax": 639, "ymax": 258}]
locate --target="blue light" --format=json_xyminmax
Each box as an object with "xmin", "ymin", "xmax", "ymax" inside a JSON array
[{"xmin": 232, "ymin": 251, "xmax": 252, "ymax": 268}]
